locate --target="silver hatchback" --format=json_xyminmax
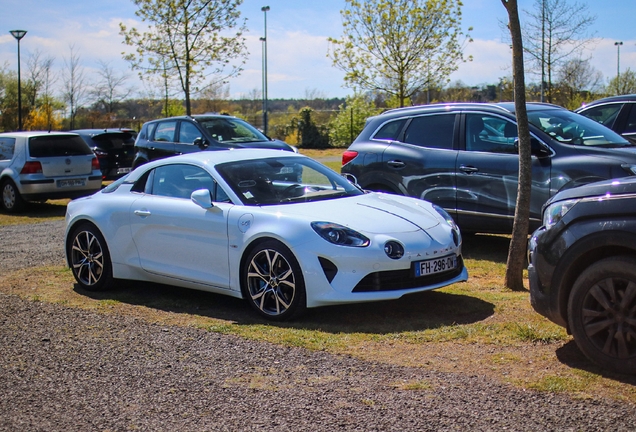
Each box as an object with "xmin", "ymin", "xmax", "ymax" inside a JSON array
[{"xmin": 0, "ymin": 131, "xmax": 103, "ymax": 212}]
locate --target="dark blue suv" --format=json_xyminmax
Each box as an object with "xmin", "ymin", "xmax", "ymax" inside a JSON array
[
  {"xmin": 342, "ymin": 103, "xmax": 636, "ymax": 234},
  {"xmin": 133, "ymin": 114, "xmax": 296, "ymax": 168}
]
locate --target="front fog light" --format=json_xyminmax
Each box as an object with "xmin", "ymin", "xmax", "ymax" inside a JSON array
[{"xmin": 384, "ymin": 241, "xmax": 404, "ymax": 259}]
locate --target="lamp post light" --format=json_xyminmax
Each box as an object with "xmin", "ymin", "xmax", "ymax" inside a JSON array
[
  {"xmin": 261, "ymin": 6, "xmax": 270, "ymax": 135},
  {"xmin": 615, "ymin": 41, "xmax": 623, "ymax": 95},
  {"xmin": 10, "ymin": 30, "xmax": 27, "ymax": 131}
]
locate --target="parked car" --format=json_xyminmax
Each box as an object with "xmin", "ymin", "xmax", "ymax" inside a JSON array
[
  {"xmin": 527, "ymin": 177, "xmax": 636, "ymax": 374},
  {"xmin": 0, "ymin": 131, "xmax": 102, "ymax": 213},
  {"xmin": 575, "ymin": 95, "xmax": 636, "ymax": 143},
  {"xmin": 341, "ymin": 102, "xmax": 636, "ymax": 234},
  {"xmin": 72, "ymin": 129, "xmax": 136, "ymax": 179},
  {"xmin": 132, "ymin": 114, "xmax": 296, "ymax": 168},
  {"xmin": 65, "ymin": 149, "xmax": 467, "ymax": 321}
]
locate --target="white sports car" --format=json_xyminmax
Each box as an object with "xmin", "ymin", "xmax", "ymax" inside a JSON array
[{"xmin": 65, "ymin": 149, "xmax": 468, "ymax": 320}]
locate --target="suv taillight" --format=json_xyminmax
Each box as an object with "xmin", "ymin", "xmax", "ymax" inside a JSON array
[
  {"xmin": 91, "ymin": 157, "xmax": 101, "ymax": 171},
  {"xmin": 20, "ymin": 161, "xmax": 43, "ymax": 174},
  {"xmin": 342, "ymin": 150, "xmax": 358, "ymax": 166}
]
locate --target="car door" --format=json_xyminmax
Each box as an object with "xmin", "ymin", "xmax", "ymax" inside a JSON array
[
  {"xmin": 455, "ymin": 113, "xmax": 550, "ymax": 233},
  {"xmin": 129, "ymin": 163, "xmax": 233, "ymax": 289},
  {"xmin": 146, "ymin": 120, "xmax": 178, "ymax": 161},
  {"xmin": 382, "ymin": 113, "xmax": 459, "ymax": 212}
]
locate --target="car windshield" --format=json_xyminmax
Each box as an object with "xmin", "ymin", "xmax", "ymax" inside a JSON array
[
  {"xmin": 528, "ymin": 109, "xmax": 633, "ymax": 147},
  {"xmin": 199, "ymin": 118, "xmax": 269, "ymax": 144},
  {"xmin": 216, "ymin": 156, "xmax": 364, "ymax": 206}
]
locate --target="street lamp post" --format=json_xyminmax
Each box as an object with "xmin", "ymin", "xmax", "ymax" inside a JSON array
[
  {"xmin": 10, "ymin": 30, "xmax": 27, "ymax": 131},
  {"xmin": 615, "ymin": 41, "xmax": 623, "ymax": 95},
  {"xmin": 261, "ymin": 6, "xmax": 270, "ymax": 135}
]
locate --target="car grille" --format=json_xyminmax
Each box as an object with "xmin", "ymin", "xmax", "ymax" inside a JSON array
[{"xmin": 352, "ymin": 256, "xmax": 464, "ymax": 292}]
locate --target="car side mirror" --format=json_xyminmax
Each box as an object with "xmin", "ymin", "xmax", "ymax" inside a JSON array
[
  {"xmin": 193, "ymin": 137, "xmax": 209, "ymax": 149},
  {"xmin": 191, "ymin": 188, "xmax": 214, "ymax": 209},
  {"xmin": 514, "ymin": 138, "xmax": 550, "ymax": 158}
]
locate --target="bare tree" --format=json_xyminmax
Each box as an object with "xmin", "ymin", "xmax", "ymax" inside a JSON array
[
  {"xmin": 93, "ymin": 60, "xmax": 132, "ymax": 114},
  {"xmin": 521, "ymin": 0, "xmax": 596, "ymax": 103},
  {"xmin": 25, "ymin": 49, "xmax": 55, "ymax": 108},
  {"xmin": 61, "ymin": 45, "xmax": 88, "ymax": 129},
  {"xmin": 502, "ymin": 0, "xmax": 533, "ymax": 291},
  {"xmin": 556, "ymin": 58, "xmax": 603, "ymax": 109}
]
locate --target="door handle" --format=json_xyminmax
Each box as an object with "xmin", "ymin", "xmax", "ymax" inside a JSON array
[
  {"xmin": 134, "ymin": 209, "xmax": 151, "ymax": 217},
  {"xmin": 387, "ymin": 160, "xmax": 406, "ymax": 168},
  {"xmin": 459, "ymin": 165, "xmax": 479, "ymax": 174}
]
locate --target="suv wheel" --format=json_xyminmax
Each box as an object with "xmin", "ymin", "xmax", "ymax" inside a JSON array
[
  {"xmin": 568, "ymin": 255, "xmax": 636, "ymax": 374},
  {"xmin": 1, "ymin": 179, "xmax": 25, "ymax": 213}
]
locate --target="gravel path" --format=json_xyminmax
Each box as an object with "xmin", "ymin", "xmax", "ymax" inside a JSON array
[{"xmin": 1, "ymin": 221, "xmax": 635, "ymax": 431}]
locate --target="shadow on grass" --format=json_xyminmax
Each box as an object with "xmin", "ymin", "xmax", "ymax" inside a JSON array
[
  {"xmin": 75, "ymin": 279, "xmax": 494, "ymax": 334},
  {"xmin": 0, "ymin": 200, "xmax": 68, "ymax": 220},
  {"xmin": 555, "ymin": 341, "xmax": 636, "ymax": 385},
  {"xmin": 462, "ymin": 234, "xmax": 511, "ymax": 264}
]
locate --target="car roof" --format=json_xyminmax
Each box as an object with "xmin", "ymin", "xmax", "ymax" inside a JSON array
[
  {"xmin": 0, "ymin": 131, "xmax": 80, "ymax": 138},
  {"xmin": 143, "ymin": 114, "xmax": 239, "ymax": 124},
  {"xmin": 376, "ymin": 102, "xmax": 564, "ymax": 120},
  {"xmin": 577, "ymin": 94, "xmax": 636, "ymax": 110}
]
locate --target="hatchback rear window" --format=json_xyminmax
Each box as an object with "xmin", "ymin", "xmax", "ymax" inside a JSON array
[
  {"xmin": 28, "ymin": 135, "xmax": 93, "ymax": 157},
  {"xmin": 91, "ymin": 133, "xmax": 135, "ymax": 149}
]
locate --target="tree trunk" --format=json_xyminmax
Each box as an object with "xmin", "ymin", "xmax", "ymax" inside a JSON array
[{"xmin": 502, "ymin": 0, "xmax": 532, "ymax": 291}]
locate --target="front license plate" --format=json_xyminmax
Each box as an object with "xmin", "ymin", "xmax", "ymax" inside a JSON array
[
  {"xmin": 414, "ymin": 255, "xmax": 457, "ymax": 277},
  {"xmin": 57, "ymin": 178, "xmax": 86, "ymax": 188}
]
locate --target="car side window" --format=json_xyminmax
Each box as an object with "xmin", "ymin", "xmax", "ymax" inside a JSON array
[
  {"xmin": 623, "ymin": 104, "xmax": 636, "ymax": 134},
  {"xmin": 178, "ymin": 121, "xmax": 202, "ymax": 144},
  {"xmin": 153, "ymin": 121, "xmax": 177, "ymax": 142},
  {"xmin": 373, "ymin": 119, "xmax": 407, "ymax": 141},
  {"xmin": 0, "ymin": 138, "xmax": 16, "ymax": 160},
  {"xmin": 580, "ymin": 104, "xmax": 622, "ymax": 128},
  {"xmin": 149, "ymin": 164, "xmax": 229, "ymax": 202},
  {"xmin": 465, "ymin": 114, "xmax": 518, "ymax": 154},
  {"xmin": 403, "ymin": 114, "xmax": 455, "ymax": 150}
]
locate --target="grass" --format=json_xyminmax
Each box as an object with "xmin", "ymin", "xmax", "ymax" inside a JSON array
[{"xmin": 1, "ymin": 149, "xmax": 635, "ymax": 402}]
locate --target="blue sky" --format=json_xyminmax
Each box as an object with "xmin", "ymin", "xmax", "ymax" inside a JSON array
[{"xmin": 1, "ymin": 0, "xmax": 635, "ymax": 100}]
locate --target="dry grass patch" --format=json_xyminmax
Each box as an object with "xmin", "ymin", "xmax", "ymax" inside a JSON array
[{"xmin": 0, "ymin": 199, "xmax": 68, "ymax": 226}]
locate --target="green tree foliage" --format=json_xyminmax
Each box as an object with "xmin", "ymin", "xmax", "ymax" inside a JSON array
[
  {"xmin": 120, "ymin": 0, "xmax": 248, "ymax": 115},
  {"xmin": 328, "ymin": 94, "xmax": 378, "ymax": 148},
  {"xmin": 328, "ymin": 0, "xmax": 471, "ymax": 107},
  {"xmin": 295, "ymin": 107, "xmax": 330, "ymax": 149},
  {"xmin": 608, "ymin": 68, "xmax": 636, "ymax": 96}
]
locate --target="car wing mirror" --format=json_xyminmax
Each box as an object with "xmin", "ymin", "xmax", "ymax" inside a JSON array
[
  {"xmin": 514, "ymin": 138, "xmax": 550, "ymax": 158},
  {"xmin": 191, "ymin": 188, "xmax": 214, "ymax": 209},
  {"xmin": 193, "ymin": 137, "xmax": 209, "ymax": 149},
  {"xmin": 342, "ymin": 172, "xmax": 359, "ymax": 186}
]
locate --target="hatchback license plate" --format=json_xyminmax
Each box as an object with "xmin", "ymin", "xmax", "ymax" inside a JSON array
[
  {"xmin": 414, "ymin": 255, "xmax": 457, "ymax": 277},
  {"xmin": 57, "ymin": 179, "xmax": 86, "ymax": 188}
]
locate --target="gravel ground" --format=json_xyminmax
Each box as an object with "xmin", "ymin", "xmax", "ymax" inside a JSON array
[{"xmin": 1, "ymin": 220, "xmax": 636, "ymax": 431}]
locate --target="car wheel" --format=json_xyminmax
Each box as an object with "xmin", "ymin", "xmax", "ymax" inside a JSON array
[
  {"xmin": 242, "ymin": 240, "xmax": 306, "ymax": 321},
  {"xmin": 1, "ymin": 179, "xmax": 25, "ymax": 213},
  {"xmin": 568, "ymin": 256, "xmax": 636, "ymax": 374},
  {"xmin": 67, "ymin": 223, "xmax": 113, "ymax": 291}
]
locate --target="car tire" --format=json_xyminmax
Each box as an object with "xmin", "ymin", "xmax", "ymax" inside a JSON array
[
  {"xmin": 1, "ymin": 179, "xmax": 25, "ymax": 213},
  {"xmin": 241, "ymin": 239, "xmax": 306, "ymax": 321},
  {"xmin": 67, "ymin": 222, "xmax": 113, "ymax": 292},
  {"xmin": 568, "ymin": 255, "xmax": 636, "ymax": 374}
]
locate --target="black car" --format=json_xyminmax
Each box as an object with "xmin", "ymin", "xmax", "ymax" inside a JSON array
[
  {"xmin": 72, "ymin": 129, "xmax": 136, "ymax": 180},
  {"xmin": 132, "ymin": 115, "xmax": 295, "ymax": 168},
  {"xmin": 576, "ymin": 94, "xmax": 636, "ymax": 143},
  {"xmin": 341, "ymin": 102, "xmax": 636, "ymax": 234},
  {"xmin": 527, "ymin": 177, "xmax": 636, "ymax": 374}
]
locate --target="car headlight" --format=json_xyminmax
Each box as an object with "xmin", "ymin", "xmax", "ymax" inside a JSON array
[
  {"xmin": 433, "ymin": 204, "xmax": 460, "ymax": 230},
  {"xmin": 311, "ymin": 222, "xmax": 370, "ymax": 247},
  {"xmin": 543, "ymin": 199, "xmax": 579, "ymax": 229}
]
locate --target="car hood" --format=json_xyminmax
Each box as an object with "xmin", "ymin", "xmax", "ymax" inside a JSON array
[
  {"xmin": 549, "ymin": 176, "xmax": 636, "ymax": 203},
  {"xmin": 221, "ymin": 139, "xmax": 295, "ymax": 152},
  {"xmin": 267, "ymin": 192, "xmax": 441, "ymax": 233}
]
